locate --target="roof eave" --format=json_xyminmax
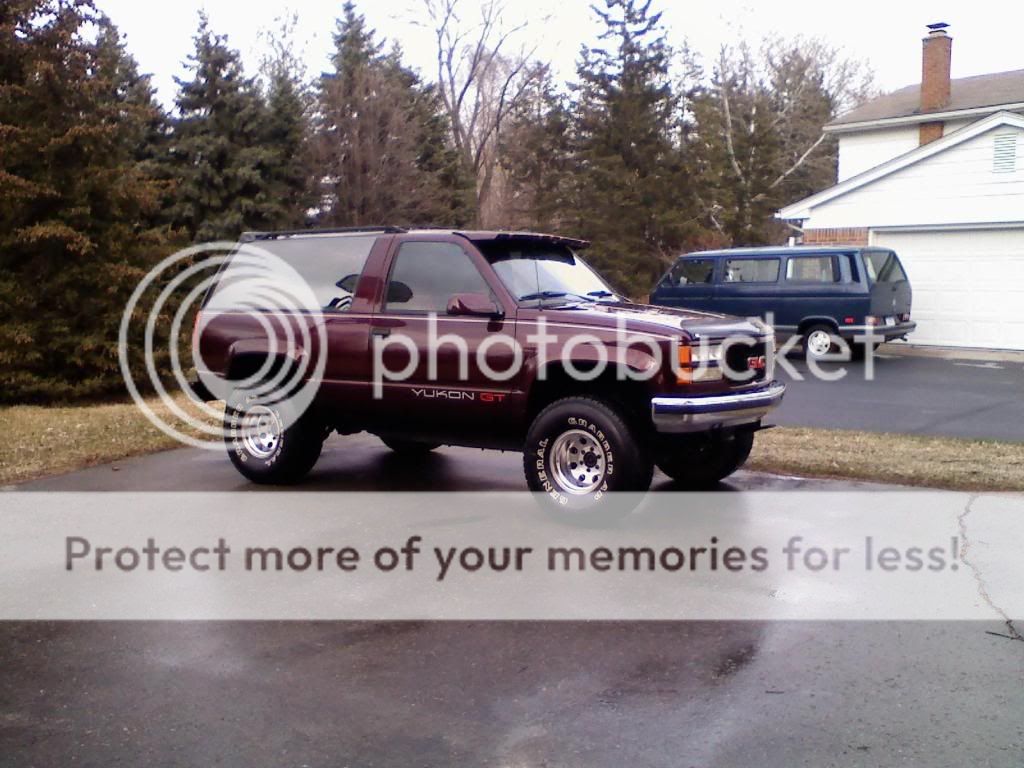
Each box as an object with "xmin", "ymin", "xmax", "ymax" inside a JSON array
[{"xmin": 825, "ymin": 101, "xmax": 1024, "ymax": 134}]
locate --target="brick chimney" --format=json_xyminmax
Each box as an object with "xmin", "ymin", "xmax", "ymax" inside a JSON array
[{"xmin": 919, "ymin": 22, "xmax": 952, "ymax": 145}]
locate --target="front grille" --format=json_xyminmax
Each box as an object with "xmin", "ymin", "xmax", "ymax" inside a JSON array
[{"xmin": 722, "ymin": 339, "xmax": 768, "ymax": 385}]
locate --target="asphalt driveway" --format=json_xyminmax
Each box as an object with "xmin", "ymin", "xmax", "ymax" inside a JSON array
[
  {"xmin": 772, "ymin": 351, "xmax": 1024, "ymax": 442},
  {"xmin": 5, "ymin": 438, "xmax": 1024, "ymax": 766}
]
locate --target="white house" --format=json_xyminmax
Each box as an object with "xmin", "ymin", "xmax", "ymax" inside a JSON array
[{"xmin": 778, "ymin": 24, "xmax": 1024, "ymax": 350}]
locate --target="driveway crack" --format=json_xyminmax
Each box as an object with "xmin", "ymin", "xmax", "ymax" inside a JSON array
[{"xmin": 958, "ymin": 494, "xmax": 1023, "ymax": 642}]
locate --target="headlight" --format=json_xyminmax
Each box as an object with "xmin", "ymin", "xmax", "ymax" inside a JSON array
[{"xmin": 676, "ymin": 343, "xmax": 724, "ymax": 384}]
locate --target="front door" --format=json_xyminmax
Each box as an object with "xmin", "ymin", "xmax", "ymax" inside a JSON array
[{"xmin": 371, "ymin": 239, "xmax": 518, "ymax": 439}]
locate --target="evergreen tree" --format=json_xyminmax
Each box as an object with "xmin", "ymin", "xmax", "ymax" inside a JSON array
[
  {"xmin": 313, "ymin": 2, "xmax": 473, "ymax": 227},
  {"xmin": 498, "ymin": 70, "xmax": 573, "ymax": 231},
  {"xmin": 0, "ymin": 0, "xmax": 176, "ymax": 402},
  {"xmin": 167, "ymin": 14, "xmax": 277, "ymax": 241},
  {"xmin": 568, "ymin": 0, "xmax": 706, "ymax": 296}
]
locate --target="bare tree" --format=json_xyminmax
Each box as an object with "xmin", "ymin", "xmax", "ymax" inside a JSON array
[
  {"xmin": 694, "ymin": 36, "xmax": 876, "ymax": 243},
  {"xmin": 421, "ymin": 0, "xmax": 542, "ymax": 224}
]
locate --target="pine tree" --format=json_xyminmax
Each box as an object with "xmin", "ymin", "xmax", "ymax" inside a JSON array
[
  {"xmin": 498, "ymin": 70, "xmax": 573, "ymax": 231},
  {"xmin": 568, "ymin": 0, "xmax": 707, "ymax": 297},
  {"xmin": 0, "ymin": 1, "xmax": 177, "ymax": 402},
  {"xmin": 166, "ymin": 14, "xmax": 277, "ymax": 241},
  {"xmin": 313, "ymin": 2, "xmax": 473, "ymax": 227}
]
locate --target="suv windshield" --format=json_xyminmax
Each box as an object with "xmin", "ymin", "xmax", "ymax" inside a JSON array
[
  {"xmin": 864, "ymin": 251, "xmax": 908, "ymax": 284},
  {"xmin": 475, "ymin": 240, "xmax": 618, "ymax": 305}
]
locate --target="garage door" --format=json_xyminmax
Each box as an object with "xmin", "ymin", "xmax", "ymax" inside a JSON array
[{"xmin": 870, "ymin": 228, "xmax": 1024, "ymax": 350}]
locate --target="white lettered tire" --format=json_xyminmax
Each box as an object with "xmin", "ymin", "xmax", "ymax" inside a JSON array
[{"xmin": 523, "ymin": 397, "xmax": 652, "ymax": 515}]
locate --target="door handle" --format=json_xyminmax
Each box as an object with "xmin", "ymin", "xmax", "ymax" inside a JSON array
[{"xmin": 371, "ymin": 327, "xmax": 391, "ymax": 339}]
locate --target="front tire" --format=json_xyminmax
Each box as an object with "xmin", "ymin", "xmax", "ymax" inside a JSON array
[
  {"xmin": 523, "ymin": 397, "xmax": 652, "ymax": 513},
  {"xmin": 224, "ymin": 392, "xmax": 325, "ymax": 484},
  {"xmin": 656, "ymin": 430, "xmax": 754, "ymax": 489}
]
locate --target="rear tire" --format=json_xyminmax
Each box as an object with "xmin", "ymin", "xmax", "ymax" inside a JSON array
[
  {"xmin": 523, "ymin": 397, "xmax": 652, "ymax": 515},
  {"xmin": 224, "ymin": 390, "xmax": 325, "ymax": 484},
  {"xmin": 656, "ymin": 430, "xmax": 754, "ymax": 489},
  {"xmin": 802, "ymin": 324, "xmax": 840, "ymax": 360}
]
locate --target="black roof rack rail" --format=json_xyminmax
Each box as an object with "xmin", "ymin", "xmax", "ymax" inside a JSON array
[{"xmin": 240, "ymin": 226, "xmax": 407, "ymax": 242}]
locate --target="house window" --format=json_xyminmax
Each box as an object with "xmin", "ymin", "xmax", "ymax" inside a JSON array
[{"xmin": 993, "ymin": 134, "xmax": 1017, "ymax": 173}]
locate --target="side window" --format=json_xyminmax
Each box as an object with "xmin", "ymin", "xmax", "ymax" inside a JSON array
[
  {"xmin": 668, "ymin": 258, "xmax": 715, "ymax": 286},
  {"xmin": 723, "ymin": 258, "xmax": 780, "ymax": 283},
  {"xmin": 385, "ymin": 242, "xmax": 490, "ymax": 313},
  {"xmin": 206, "ymin": 235, "xmax": 376, "ymax": 312},
  {"xmin": 785, "ymin": 256, "xmax": 838, "ymax": 283}
]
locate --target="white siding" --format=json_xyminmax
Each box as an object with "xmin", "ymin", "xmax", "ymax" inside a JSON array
[
  {"xmin": 837, "ymin": 126, "xmax": 920, "ymax": 181},
  {"xmin": 807, "ymin": 124, "xmax": 1024, "ymax": 228}
]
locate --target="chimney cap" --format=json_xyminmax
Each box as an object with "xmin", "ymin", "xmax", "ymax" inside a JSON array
[{"xmin": 926, "ymin": 22, "xmax": 950, "ymax": 34}]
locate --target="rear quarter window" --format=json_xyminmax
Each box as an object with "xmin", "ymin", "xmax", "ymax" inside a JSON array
[
  {"xmin": 207, "ymin": 235, "xmax": 378, "ymax": 311},
  {"xmin": 785, "ymin": 256, "xmax": 839, "ymax": 283}
]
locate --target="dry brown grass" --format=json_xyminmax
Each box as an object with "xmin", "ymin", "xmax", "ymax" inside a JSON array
[
  {"xmin": 749, "ymin": 427, "xmax": 1024, "ymax": 492},
  {"xmin": 0, "ymin": 397, "xmax": 221, "ymax": 486},
  {"xmin": 3, "ymin": 400, "xmax": 1023, "ymax": 491}
]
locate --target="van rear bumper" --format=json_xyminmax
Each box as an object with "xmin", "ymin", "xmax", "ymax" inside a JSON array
[
  {"xmin": 838, "ymin": 321, "xmax": 917, "ymax": 341},
  {"xmin": 651, "ymin": 382, "xmax": 786, "ymax": 434}
]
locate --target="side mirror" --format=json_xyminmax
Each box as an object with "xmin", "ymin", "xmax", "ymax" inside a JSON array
[
  {"xmin": 446, "ymin": 292, "xmax": 503, "ymax": 318},
  {"xmin": 386, "ymin": 280, "xmax": 414, "ymax": 305}
]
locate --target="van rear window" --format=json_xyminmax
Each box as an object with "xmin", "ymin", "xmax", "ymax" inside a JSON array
[
  {"xmin": 864, "ymin": 251, "xmax": 907, "ymax": 283},
  {"xmin": 723, "ymin": 258, "xmax": 780, "ymax": 283}
]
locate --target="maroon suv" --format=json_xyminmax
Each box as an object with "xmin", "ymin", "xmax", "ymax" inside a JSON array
[{"xmin": 193, "ymin": 227, "xmax": 785, "ymax": 509}]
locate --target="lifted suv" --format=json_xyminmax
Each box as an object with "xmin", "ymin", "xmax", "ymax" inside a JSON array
[{"xmin": 193, "ymin": 228, "xmax": 785, "ymax": 509}]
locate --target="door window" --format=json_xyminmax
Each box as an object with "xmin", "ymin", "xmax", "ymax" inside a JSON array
[
  {"xmin": 668, "ymin": 258, "xmax": 715, "ymax": 286},
  {"xmin": 723, "ymin": 258, "xmax": 780, "ymax": 283},
  {"xmin": 785, "ymin": 256, "xmax": 838, "ymax": 283},
  {"xmin": 385, "ymin": 242, "xmax": 491, "ymax": 313}
]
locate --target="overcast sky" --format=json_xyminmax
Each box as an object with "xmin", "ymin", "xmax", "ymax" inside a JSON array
[{"xmin": 95, "ymin": 0, "xmax": 1024, "ymax": 110}]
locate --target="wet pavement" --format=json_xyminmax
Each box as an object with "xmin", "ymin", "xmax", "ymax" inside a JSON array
[{"xmin": 3, "ymin": 435, "xmax": 1023, "ymax": 766}]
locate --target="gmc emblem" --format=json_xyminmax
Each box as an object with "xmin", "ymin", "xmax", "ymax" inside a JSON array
[{"xmin": 747, "ymin": 355, "xmax": 767, "ymax": 371}]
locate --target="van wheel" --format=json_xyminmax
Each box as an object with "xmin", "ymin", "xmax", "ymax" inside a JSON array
[
  {"xmin": 224, "ymin": 391, "xmax": 325, "ymax": 484},
  {"xmin": 802, "ymin": 324, "xmax": 839, "ymax": 359},
  {"xmin": 523, "ymin": 397, "xmax": 652, "ymax": 514},
  {"xmin": 380, "ymin": 437, "xmax": 440, "ymax": 454},
  {"xmin": 656, "ymin": 431, "xmax": 754, "ymax": 489}
]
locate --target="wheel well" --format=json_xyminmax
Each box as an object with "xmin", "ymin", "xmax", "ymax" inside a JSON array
[
  {"xmin": 797, "ymin": 318, "xmax": 838, "ymax": 335},
  {"xmin": 527, "ymin": 363, "xmax": 653, "ymax": 431},
  {"xmin": 226, "ymin": 353, "xmax": 297, "ymax": 382}
]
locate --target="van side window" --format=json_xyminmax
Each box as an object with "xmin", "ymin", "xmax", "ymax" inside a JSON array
[
  {"xmin": 669, "ymin": 258, "xmax": 715, "ymax": 286},
  {"xmin": 785, "ymin": 256, "xmax": 838, "ymax": 283},
  {"xmin": 723, "ymin": 258, "xmax": 780, "ymax": 283}
]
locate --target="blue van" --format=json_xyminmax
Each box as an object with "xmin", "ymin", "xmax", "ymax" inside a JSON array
[{"xmin": 649, "ymin": 246, "xmax": 916, "ymax": 358}]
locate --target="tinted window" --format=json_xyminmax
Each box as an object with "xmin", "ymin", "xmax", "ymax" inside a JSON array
[
  {"xmin": 207, "ymin": 235, "xmax": 376, "ymax": 312},
  {"xmin": 723, "ymin": 258, "xmax": 780, "ymax": 283},
  {"xmin": 385, "ymin": 242, "xmax": 490, "ymax": 312},
  {"xmin": 864, "ymin": 251, "xmax": 908, "ymax": 283},
  {"xmin": 668, "ymin": 258, "xmax": 715, "ymax": 286},
  {"xmin": 786, "ymin": 256, "xmax": 837, "ymax": 283}
]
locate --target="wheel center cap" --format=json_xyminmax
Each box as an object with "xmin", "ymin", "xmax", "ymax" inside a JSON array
[{"xmin": 582, "ymin": 452, "xmax": 598, "ymax": 469}]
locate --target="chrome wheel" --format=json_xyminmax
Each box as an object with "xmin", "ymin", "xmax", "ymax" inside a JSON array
[
  {"xmin": 806, "ymin": 329, "xmax": 834, "ymax": 358},
  {"xmin": 548, "ymin": 429, "xmax": 608, "ymax": 495},
  {"xmin": 240, "ymin": 405, "xmax": 282, "ymax": 459}
]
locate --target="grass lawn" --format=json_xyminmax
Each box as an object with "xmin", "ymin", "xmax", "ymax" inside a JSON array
[{"xmin": 2, "ymin": 400, "xmax": 1023, "ymax": 491}]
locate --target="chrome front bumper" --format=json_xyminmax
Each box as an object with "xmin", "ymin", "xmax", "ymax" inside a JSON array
[{"xmin": 651, "ymin": 382, "xmax": 786, "ymax": 434}]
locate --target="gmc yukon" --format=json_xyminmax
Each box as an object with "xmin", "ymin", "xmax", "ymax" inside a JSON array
[{"xmin": 193, "ymin": 227, "xmax": 785, "ymax": 509}]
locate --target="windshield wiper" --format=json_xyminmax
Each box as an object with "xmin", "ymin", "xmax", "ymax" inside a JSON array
[
  {"xmin": 586, "ymin": 290, "xmax": 618, "ymax": 300},
  {"xmin": 518, "ymin": 290, "xmax": 593, "ymax": 304}
]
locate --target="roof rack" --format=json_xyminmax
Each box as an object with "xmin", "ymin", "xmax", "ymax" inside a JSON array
[{"xmin": 240, "ymin": 226, "xmax": 407, "ymax": 241}]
